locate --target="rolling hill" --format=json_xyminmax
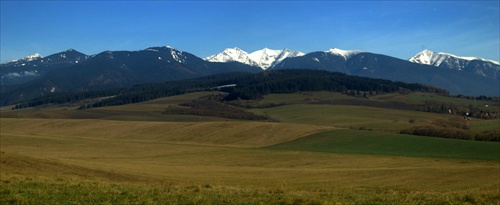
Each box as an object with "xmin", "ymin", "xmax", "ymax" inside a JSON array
[{"xmin": 1, "ymin": 88, "xmax": 499, "ymax": 204}]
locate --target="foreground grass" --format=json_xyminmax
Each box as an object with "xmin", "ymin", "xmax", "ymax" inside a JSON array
[
  {"xmin": 2, "ymin": 116, "xmax": 499, "ymax": 204},
  {"xmin": 2, "ymin": 173, "xmax": 499, "ymax": 205}
]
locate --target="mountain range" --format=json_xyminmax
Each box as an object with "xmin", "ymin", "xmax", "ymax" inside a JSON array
[
  {"xmin": 272, "ymin": 48, "xmax": 499, "ymax": 96},
  {"xmin": 409, "ymin": 49, "xmax": 499, "ymax": 79},
  {"xmin": 1, "ymin": 46, "xmax": 498, "ymax": 106},
  {"xmin": 1, "ymin": 49, "xmax": 89, "ymax": 86},
  {"xmin": 204, "ymin": 48, "xmax": 304, "ymax": 70},
  {"xmin": 206, "ymin": 47, "xmax": 498, "ymax": 96}
]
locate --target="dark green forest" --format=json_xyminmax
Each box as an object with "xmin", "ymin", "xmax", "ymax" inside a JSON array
[
  {"xmin": 12, "ymin": 69, "xmax": 449, "ymax": 110},
  {"xmin": 219, "ymin": 69, "xmax": 448, "ymax": 100}
]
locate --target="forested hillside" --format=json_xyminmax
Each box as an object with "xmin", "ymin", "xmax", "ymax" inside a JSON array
[
  {"xmin": 220, "ymin": 69, "xmax": 447, "ymax": 100},
  {"xmin": 13, "ymin": 69, "xmax": 448, "ymax": 109}
]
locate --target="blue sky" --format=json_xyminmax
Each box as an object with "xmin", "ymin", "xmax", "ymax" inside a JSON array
[{"xmin": 1, "ymin": 1, "xmax": 499, "ymax": 63}]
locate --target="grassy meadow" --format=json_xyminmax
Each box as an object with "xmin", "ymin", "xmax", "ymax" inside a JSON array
[
  {"xmin": 1, "ymin": 91, "xmax": 499, "ymax": 204},
  {"xmin": 269, "ymin": 129, "xmax": 499, "ymax": 160}
]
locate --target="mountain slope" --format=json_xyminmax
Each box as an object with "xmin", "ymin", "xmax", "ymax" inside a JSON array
[
  {"xmin": 1, "ymin": 49, "xmax": 89, "ymax": 86},
  {"xmin": 3, "ymin": 46, "xmax": 498, "ymax": 106},
  {"xmin": 272, "ymin": 48, "xmax": 499, "ymax": 96},
  {"xmin": 1, "ymin": 46, "xmax": 261, "ymax": 106},
  {"xmin": 409, "ymin": 49, "xmax": 500, "ymax": 79}
]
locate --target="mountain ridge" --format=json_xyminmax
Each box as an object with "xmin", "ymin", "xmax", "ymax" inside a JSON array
[
  {"xmin": 1, "ymin": 49, "xmax": 89, "ymax": 86},
  {"xmin": 271, "ymin": 50, "xmax": 499, "ymax": 96},
  {"xmin": 410, "ymin": 49, "xmax": 499, "ymax": 66},
  {"xmin": 409, "ymin": 49, "xmax": 499, "ymax": 79},
  {"xmin": 1, "ymin": 46, "xmax": 498, "ymax": 106},
  {"xmin": 0, "ymin": 46, "xmax": 262, "ymax": 105},
  {"xmin": 204, "ymin": 47, "xmax": 304, "ymax": 70},
  {"xmin": 4, "ymin": 53, "xmax": 43, "ymax": 64}
]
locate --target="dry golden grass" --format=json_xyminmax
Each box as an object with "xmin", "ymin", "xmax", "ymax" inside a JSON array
[
  {"xmin": 1, "ymin": 118, "xmax": 497, "ymax": 190},
  {"xmin": 0, "ymin": 118, "xmax": 333, "ymax": 147},
  {"xmin": 2, "ymin": 131, "xmax": 498, "ymax": 191},
  {"xmin": 97, "ymin": 91, "xmax": 225, "ymax": 112},
  {"xmin": 0, "ymin": 92, "xmax": 230, "ymax": 121},
  {"xmin": 0, "ymin": 152, "xmax": 148, "ymax": 183},
  {"xmin": 1, "ymin": 117, "xmax": 499, "ymax": 204},
  {"xmin": 1, "ymin": 90, "xmax": 499, "ymax": 204}
]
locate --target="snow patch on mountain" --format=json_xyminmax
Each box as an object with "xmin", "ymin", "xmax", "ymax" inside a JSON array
[
  {"xmin": 326, "ymin": 48, "xmax": 362, "ymax": 60},
  {"xmin": 410, "ymin": 49, "xmax": 499, "ymax": 66},
  {"xmin": 205, "ymin": 48, "xmax": 304, "ymax": 70},
  {"xmin": 440, "ymin": 52, "xmax": 499, "ymax": 65},
  {"xmin": 5, "ymin": 53, "xmax": 43, "ymax": 64},
  {"xmin": 169, "ymin": 48, "xmax": 187, "ymax": 64},
  {"xmin": 409, "ymin": 49, "xmax": 500, "ymax": 79},
  {"xmin": 204, "ymin": 48, "xmax": 256, "ymax": 67},
  {"xmin": 147, "ymin": 46, "xmax": 188, "ymax": 64},
  {"xmin": 248, "ymin": 48, "xmax": 304, "ymax": 69}
]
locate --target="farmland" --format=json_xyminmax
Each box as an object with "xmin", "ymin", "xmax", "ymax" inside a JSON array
[{"xmin": 1, "ymin": 91, "xmax": 499, "ymax": 204}]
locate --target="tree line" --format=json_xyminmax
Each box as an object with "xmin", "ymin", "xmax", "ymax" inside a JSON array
[
  {"xmin": 220, "ymin": 69, "xmax": 448, "ymax": 101},
  {"xmin": 400, "ymin": 117, "xmax": 499, "ymax": 142},
  {"xmin": 163, "ymin": 94, "xmax": 276, "ymax": 121},
  {"xmin": 13, "ymin": 69, "xmax": 449, "ymax": 109}
]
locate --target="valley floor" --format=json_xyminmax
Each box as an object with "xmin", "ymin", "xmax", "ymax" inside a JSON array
[
  {"xmin": 1, "ymin": 91, "xmax": 499, "ymax": 204},
  {"xmin": 1, "ymin": 118, "xmax": 499, "ymax": 204}
]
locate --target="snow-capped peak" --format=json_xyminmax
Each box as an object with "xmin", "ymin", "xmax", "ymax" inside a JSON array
[
  {"xmin": 24, "ymin": 53, "xmax": 42, "ymax": 61},
  {"xmin": 409, "ymin": 49, "xmax": 500, "ymax": 79},
  {"xmin": 205, "ymin": 48, "xmax": 304, "ymax": 70},
  {"xmin": 204, "ymin": 47, "xmax": 256, "ymax": 67},
  {"xmin": 410, "ymin": 49, "xmax": 500, "ymax": 66},
  {"xmin": 7, "ymin": 53, "xmax": 43, "ymax": 64},
  {"xmin": 250, "ymin": 48, "xmax": 304, "ymax": 69},
  {"xmin": 326, "ymin": 48, "xmax": 362, "ymax": 60},
  {"xmin": 437, "ymin": 52, "xmax": 499, "ymax": 65},
  {"xmin": 409, "ymin": 49, "xmax": 435, "ymax": 65}
]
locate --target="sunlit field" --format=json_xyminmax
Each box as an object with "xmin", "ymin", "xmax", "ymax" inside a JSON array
[{"xmin": 1, "ymin": 92, "xmax": 499, "ymax": 204}]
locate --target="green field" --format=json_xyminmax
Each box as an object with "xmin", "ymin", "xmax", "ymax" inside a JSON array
[
  {"xmin": 1, "ymin": 91, "xmax": 499, "ymax": 204},
  {"xmin": 471, "ymin": 119, "xmax": 500, "ymax": 131},
  {"xmin": 251, "ymin": 104, "xmax": 450, "ymax": 132},
  {"xmin": 269, "ymin": 129, "xmax": 500, "ymax": 160}
]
